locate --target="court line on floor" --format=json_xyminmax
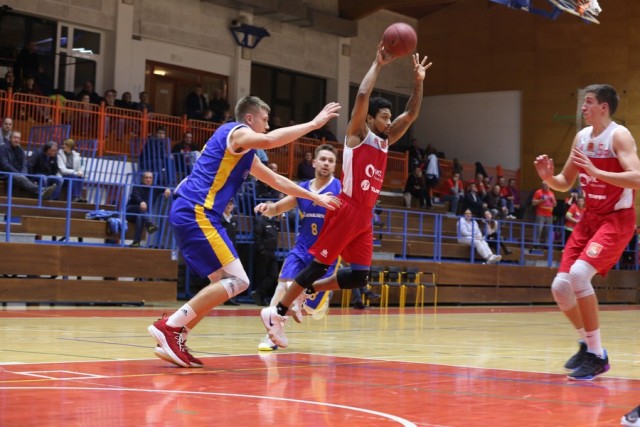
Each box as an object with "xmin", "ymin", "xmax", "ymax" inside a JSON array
[{"xmin": 0, "ymin": 386, "xmax": 418, "ymax": 427}]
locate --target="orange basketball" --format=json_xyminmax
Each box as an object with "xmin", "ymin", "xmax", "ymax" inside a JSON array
[{"xmin": 382, "ymin": 22, "xmax": 417, "ymax": 57}]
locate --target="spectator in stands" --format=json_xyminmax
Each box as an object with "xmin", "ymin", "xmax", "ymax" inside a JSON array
[
  {"xmin": 14, "ymin": 41, "xmax": 41, "ymax": 86},
  {"xmin": 403, "ymin": 166, "xmax": 428, "ymax": 208},
  {"xmin": 185, "ymin": 85, "xmax": 207, "ymax": 119},
  {"xmin": 531, "ymin": 181, "xmax": 557, "ymax": 248},
  {"xmin": 71, "ymin": 94, "xmax": 96, "ymax": 137},
  {"xmin": 117, "ymin": 91, "xmax": 137, "ymax": 110},
  {"xmin": 407, "ymin": 138, "xmax": 424, "ymax": 171},
  {"xmin": 221, "ymin": 199, "xmax": 241, "ymax": 306},
  {"xmin": 209, "ymin": 89, "xmax": 230, "ymax": 123},
  {"xmin": 483, "ymin": 209, "xmax": 512, "ymax": 255},
  {"xmin": 140, "ymin": 127, "xmax": 170, "ymax": 185},
  {"xmin": 486, "ymin": 184, "xmax": 508, "ymax": 219},
  {"xmin": 443, "ymin": 172, "xmax": 464, "ymax": 214},
  {"xmin": 256, "ymin": 163, "xmax": 281, "ymax": 199},
  {"xmin": 1, "ymin": 117, "xmax": 12, "ymax": 145},
  {"xmin": 564, "ymin": 195, "xmax": 586, "ymax": 243},
  {"xmin": 29, "ymin": 140, "xmax": 64, "ymax": 200},
  {"xmin": 250, "ymin": 213, "xmax": 280, "ymax": 306},
  {"xmin": 310, "ymin": 123, "xmax": 337, "ymax": 142},
  {"xmin": 0, "ymin": 131, "xmax": 56, "ymax": 199},
  {"xmin": 498, "ymin": 176, "xmax": 516, "ymax": 219},
  {"xmin": 297, "ymin": 151, "xmax": 315, "ymax": 180},
  {"xmin": 126, "ymin": 171, "xmax": 171, "ymax": 247},
  {"xmin": 57, "ymin": 138, "xmax": 87, "ymax": 203},
  {"xmin": 201, "ymin": 108, "xmax": 216, "ymax": 123},
  {"xmin": 457, "ymin": 209, "xmax": 502, "ymax": 264},
  {"xmin": 270, "ymin": 116, "xmax": 283, "ymax": 130},
  {"xmin": 424, "ymin": 145, "xmax": 439, "ymax": 205},
  {"xmin": 464, "ymin": 182, "xmax": 486, "ymax": 217},
  {"xmin": 0, "ymin": 71, "xmax": 17, "ymax": 92},
  {"xmin": 137, "ymin": 91, "xmax": 154, "ymax": 113},
  {"xmin": 103, "ymin": 89, "xmax": 117, "ymax": 107},
  {"xmin": 171, "ymin": 132, "xmax": 197, "ymax": 179},
  {"xmin": 472, "ymin": 172, "xmax": 488, "ymax": 198},
  {"xmin": 76, "ymin": 81, "xmax": 101, "ymax": 104}
]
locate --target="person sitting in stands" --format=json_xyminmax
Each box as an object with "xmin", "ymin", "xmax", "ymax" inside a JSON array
[
  {"xmin": 0, "ymin": 131, "xmax": 56, "ymax": 199},
  {"xmin": 126, "ymin": 171, "xmax": 171, "ymax": 247},
  {"xmin": 29, "ymin": 141, "xmax": 64, "ymax": 200},
  {"xmin": 57, "ymin": 139, "xmax": 87, "ymax": 202},
  {"xmin": 457, "ymin": 209, "xmax": 502, "ymax": 264},
  {"xmin": 297, "ymin": 152, "xmax": 315, "ymax": 181}
]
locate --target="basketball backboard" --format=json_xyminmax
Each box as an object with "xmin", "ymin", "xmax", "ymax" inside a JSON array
[{"xmin": 490, "ymin": 0, "xmax": 602, "ymax": 24}]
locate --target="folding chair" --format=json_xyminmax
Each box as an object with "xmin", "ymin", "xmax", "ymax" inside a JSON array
[
  {"xmin": 363, "ymin": 265, "xmax": 386, "ymax": 307},
  {"xmin": 380, "ymin": 266, "xmax": 403, "ymax": 308},
  {"xmin": 400, "ymin": 267, "xmax": 438, "ymax": 310}
]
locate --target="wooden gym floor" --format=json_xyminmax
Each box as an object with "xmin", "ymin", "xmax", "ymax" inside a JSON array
[{"xmin": 0, "ymin": 304, "xmax": 638, "ymax": 426}]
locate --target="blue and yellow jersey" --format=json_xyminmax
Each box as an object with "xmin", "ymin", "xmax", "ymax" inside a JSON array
[
  {"xmin": 174, "ymin": 122, "xmax": 254, "ymax": 214},
  {"xmin": 294, "ymin": 177, "xmax": 341, "ymax": 251}
]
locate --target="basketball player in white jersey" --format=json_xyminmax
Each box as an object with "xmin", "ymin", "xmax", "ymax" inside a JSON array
[
  {"xmin": 534, "ymin": 84, "xmax": 640, "ymax": 381},
  {"xmin": 259, "ymin": 42, "xmax": 431, "ymax": 348}
]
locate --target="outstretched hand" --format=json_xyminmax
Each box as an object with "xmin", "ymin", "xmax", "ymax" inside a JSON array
[
  {"xmin": 315, "ymin": 193, "xmax": 342, "ymax": 211},
  {"xmin": 254, "ymin": 202, "xmax": 273, "ymax": 217},
  {"xmin": 413, "ymin": 53, "xmax": 432, "ymax": 81},
  {"xmin": 534, "ymin": 154, "xmax": 555, "ymax": 181},
  {"xmin": 376, "ymin": 42, "xmax": 396, "ymax": 65},
  {"xmin": 312, "ymin": 102, "xmax": 341, "ymax": 129}
]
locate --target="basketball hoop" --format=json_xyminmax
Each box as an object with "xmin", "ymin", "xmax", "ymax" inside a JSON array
[{"xmin": 547, "ymin": 0, "xmax": 602, "ymax": 24}]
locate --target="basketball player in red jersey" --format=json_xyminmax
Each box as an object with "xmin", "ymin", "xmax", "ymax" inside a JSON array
[
  {"xmin": 534, "ymin": 84, "xmax": 640, "ymax": 381},
  {"xmin": 260, "ymin": 42, "xmax": 431, "ymax": 348}
]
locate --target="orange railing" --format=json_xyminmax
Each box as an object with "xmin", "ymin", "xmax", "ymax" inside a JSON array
[{"xmin": 0, "ymin": 89, "xmax": 408, "ymax": 190}]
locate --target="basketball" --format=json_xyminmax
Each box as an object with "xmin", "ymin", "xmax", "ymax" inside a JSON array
[{"xmin": 382, "ymin": 22, "xmax": 417, "ymax": 57}]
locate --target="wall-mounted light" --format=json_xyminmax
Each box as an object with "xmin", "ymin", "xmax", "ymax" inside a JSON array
[
  {"xmin": 229, "ymin": 22, "xmax": 270, "ymax": 49},
  {"xmin": 153, "ymin": 70, "xmax": 167, "ymax": 76}
]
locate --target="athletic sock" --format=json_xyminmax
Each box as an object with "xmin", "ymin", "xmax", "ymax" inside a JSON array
[
  {"xmin": 167, "ymin": 303, "xmax": 197, "ymax": 328},
  {"xmin": 276, "ymin": 302, "xmax": 289, "ymax": 317},
  {"xmin": 577, "ymin": 327, "xmax": 587, "ymax": 341},
  {"xmin": 585, "ymin": 329, "xmax": 604, "ymax": 358}
]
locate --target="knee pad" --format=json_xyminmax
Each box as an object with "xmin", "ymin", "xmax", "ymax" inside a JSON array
[
  {"xmin": 294, "ymin": 261, "xmax": 330, "ymax": 290},
  {"xmin": 569, "ymin": 260, "xmax": 597, "ymax": 299},
  {"xmin": 337, "ymin": 269, "xmax": 369, "ymax": 290},
  {"xmin": 219, "ymin": 275, "xmax": 249, "ymax": 298},
  {"xmin": 551, "ymin": 273, "xmax": 576, "ymax": 311}
]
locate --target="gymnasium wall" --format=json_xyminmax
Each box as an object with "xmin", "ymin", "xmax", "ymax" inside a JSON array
[{"xmin": 416, "ymin": 0, "xmax": 640, "ymax": 196}]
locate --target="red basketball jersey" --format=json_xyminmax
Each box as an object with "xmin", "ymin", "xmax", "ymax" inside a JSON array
[
  {"xmin": 575, "ymin": 121, "xmax": 635, "ymax": 215},
  {"xmin": 341, "ymin": 129, "xmax": 388, "ymax": 209}
]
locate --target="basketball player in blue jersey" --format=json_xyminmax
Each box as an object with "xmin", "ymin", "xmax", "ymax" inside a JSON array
[
  {"xmin": 147, "ymin": 96, "xmax": 341, "ymax": 368},
  {"xmin": 254, "ymin": 144, "xmax": 341, "ymax": 351}
]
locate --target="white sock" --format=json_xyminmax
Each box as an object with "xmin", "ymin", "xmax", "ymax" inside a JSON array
[
  {"xmin": 585, "ymin": 329, "xmax": 603, "ymax": 358},
  {"xmin": 166, "ymin": 304, "xmax": 197, "ymax": 328},
  {"xmin": 577, "ymin": 328, "xmax": 587, "ymax": 341}
]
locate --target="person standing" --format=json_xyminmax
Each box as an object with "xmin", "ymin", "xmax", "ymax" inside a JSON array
[
  {"xmin": 534, "ymin": 84, "xmax": 640, "ymax": 381},
  {"xmin": 254, "ymin": 144, "xmax": 341, "ymax": 351},
  {"xmin": 147, "ymin": 96, "xmax": 341, "ymax": 368},
  {"xmin": 260, "ymin": 42, "xmax": 431, "ymax": 348},
  {"xmin": 531, "ymin": 181, "xmax": 557, "ymax": 247}
]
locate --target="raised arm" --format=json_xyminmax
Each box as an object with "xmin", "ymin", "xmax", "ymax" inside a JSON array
[
  {"xmin": 230, "ymin": 102, "xmax": 340, "ymax": 152},
  {"xmin": 387, "ymin": 53, "xmax": 432, "ymax": 145},
  {"xmin": 346, "ymin": 42, "xmax": 395, "ymax": 148},
  {"xmin": 254, "ymin": 194, "xmax": 298, "ymax": 218}
]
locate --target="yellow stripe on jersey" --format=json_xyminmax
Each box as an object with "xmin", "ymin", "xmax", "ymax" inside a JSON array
[
  {"xmin": 203, "ymin": 149, "xmax": 242, "ymax": 210},
  {"xmin": 194, "ymin": 204, "xmax": 236, "ymax": 266}
]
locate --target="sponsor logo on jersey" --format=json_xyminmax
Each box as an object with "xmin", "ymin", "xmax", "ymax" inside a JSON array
[
  {"xmin": 360, "ymin": 180, "xmax": 371, "ymax": 191},
  {"xmin": 242, "ymin": 168, "xmax": 251, "ymax": 180},
  {"xmin": 578, "ymin": 173, "xmax": 598, "ymax": 187},
  {"xmin": 365, "ymin": 164, "xmax": 384, "ymax": 182},
  {"xmin": 320, "ymin": 249, "xmax": 328, "ymax": 258},
  {"xmin": 586, "ymin": 242, "xmax": 603, "ymax": 258}
]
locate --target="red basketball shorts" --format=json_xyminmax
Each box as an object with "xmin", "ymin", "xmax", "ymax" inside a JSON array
[{"xmin": 560, "ymin": 208, "xmax": 636, "ymax": 276}]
